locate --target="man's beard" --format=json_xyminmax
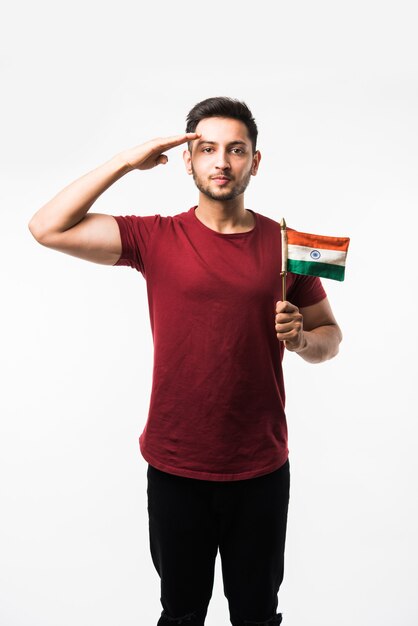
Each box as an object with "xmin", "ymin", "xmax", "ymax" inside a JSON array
[{"xmin": 191, "ymin": 166, "xmax": 252, "ymax": 202}]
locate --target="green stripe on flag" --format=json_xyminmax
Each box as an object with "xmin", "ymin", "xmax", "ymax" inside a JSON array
[{"xmin": 288, "ymin": 259, "xmax": 346, "ymax": 281}]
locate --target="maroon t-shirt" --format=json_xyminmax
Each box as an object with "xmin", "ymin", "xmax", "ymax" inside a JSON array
[{"xmin": 113, "ymin": 206, "xmax": 326, "ymax": 481}]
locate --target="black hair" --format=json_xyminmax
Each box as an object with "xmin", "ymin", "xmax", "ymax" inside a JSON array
[{"xmin": 186, "ymin": 96, "xmax": 258, "ymax": 153}]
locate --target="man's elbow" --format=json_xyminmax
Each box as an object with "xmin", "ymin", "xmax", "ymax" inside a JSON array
[
  {"xmin": 28, "ymin": 216, "xmax": 43, "ymax": 242},
  {"xmin": 28, "ymin": 216, "xmax": 54, "ymax": 247},
  {"xmin": 314, "ymin": 324, "xmax": 342, "ymax": 363},
  {"xmin": 328, "ymin": 324, "xmax": 343, "ymax": 360}
]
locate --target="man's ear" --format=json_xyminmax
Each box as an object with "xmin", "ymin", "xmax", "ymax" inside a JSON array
[
  {"xmin": 251, "ymin": 150, "xmax": 261, "ymax": 176},
  {"xmin": 183, "ymin": 149, "xmax": 193, "ymax": 175}
]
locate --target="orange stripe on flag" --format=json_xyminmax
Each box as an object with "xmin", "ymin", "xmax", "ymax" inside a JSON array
[{"xmin": 287, "ymin": 228, "xmax": 349, "ymax": 252}]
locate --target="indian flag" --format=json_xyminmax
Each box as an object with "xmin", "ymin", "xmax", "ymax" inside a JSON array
[{"xmin": 286, "ymin": 228, "xmax": 350, "ymax": 281}]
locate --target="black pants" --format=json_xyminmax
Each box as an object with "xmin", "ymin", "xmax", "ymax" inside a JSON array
[{"xmin": 147, "ymin": 459, "xmax": 290, "ymax": 626}]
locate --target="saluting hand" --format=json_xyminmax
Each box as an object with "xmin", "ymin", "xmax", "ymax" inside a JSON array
[
  {"xmin": 118, "ymin": 132, "xmax": 201, "ymax": 171},
  {"xmin": 275, "ymin": 300, "xmax": 307, "ymax": 352}
]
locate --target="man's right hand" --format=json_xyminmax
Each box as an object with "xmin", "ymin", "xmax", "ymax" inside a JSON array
[{"xmin": 119, "ymin": 132, "xmax": 201, "ymax": 171}]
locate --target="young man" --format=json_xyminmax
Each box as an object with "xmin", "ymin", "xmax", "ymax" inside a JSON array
[{"xmin": 29, "ymin": 97, "xmax": 342, "ymax": 626}]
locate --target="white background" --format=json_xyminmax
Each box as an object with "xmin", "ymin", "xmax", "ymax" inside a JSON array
[{"xmin": 1, "ymin": 1, "xmax": 417, "ymax": 625}]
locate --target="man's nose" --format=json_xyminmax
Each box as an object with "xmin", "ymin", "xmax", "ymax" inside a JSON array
[{"xmin": 215, "ymin": 150, "xmax": 231, "ymax": 169}]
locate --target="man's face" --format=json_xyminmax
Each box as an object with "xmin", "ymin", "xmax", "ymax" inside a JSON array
[{"xmin": 183, "ymin": 117, "xmax": 261, "ymax": 202}]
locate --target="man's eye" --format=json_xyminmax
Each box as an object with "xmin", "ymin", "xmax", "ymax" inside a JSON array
[
  {"xmin": 231, "ymin": 148, "xmax": 244, "ymax": 154},
  {"xmin": 202, "ymin": 147, "xmax": 213, "ymax": 153}
]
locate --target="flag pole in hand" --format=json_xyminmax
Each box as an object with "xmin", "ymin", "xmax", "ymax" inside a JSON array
[{"xmin": 280, "ymin": 217, "xmax": 288, "ymax": 301}]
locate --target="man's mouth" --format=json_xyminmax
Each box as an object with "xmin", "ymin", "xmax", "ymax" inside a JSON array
[{"xmin": 211, "ymin": 176, "xmax": 231, "ymax": 185}]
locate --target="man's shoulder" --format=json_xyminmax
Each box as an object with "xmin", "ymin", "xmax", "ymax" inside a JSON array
[
  {"xmin": 123, "ymin": 207, "xmax": 192, "ymax": 227},
  {"xmin": 153, "ymin": 208, "xmax": 282, "ymax": 230},
  {"xmin": 252, "ymin": 210, "xmax": 283, "ymax": 233},
  {"xmin": 152, "ymin": 206, "xmax": 194, "ymax": 223}
]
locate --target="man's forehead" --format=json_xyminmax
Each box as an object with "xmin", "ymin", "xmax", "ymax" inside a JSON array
[
  {"xmin": 194, "ymin": 138, "xmax": 248, "ymax": 147},
  {"xmin": 194, "ymin": 117, "xmax": 251, "ymax": 144}
]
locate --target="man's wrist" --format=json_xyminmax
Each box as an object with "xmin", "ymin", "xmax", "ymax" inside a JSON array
[
  {"xmin": 286, "ymin": 332, "xmax": 308, "ymax": 353},
  {"xmin": 111, "ymin": 153, "xmax": 135, "ymax": 175}
]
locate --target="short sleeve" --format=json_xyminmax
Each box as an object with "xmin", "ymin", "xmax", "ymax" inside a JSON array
[
  {"xmin": 288, "ymin": 273, "xmax": 327, "ymax": 308},
  {"xmin": 112, "ymin": 214, "xmax": 160, "ymax": 276}
]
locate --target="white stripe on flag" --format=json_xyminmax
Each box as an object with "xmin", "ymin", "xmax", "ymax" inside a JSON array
[{"xmin": 288, "ymin": 244, "xmax": 347, "ymax": 266}]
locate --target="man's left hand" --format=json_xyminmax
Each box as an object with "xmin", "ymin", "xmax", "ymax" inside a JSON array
[{"xmin": 275, "ymin": 300, "xmax": 307, "ymax": 352}]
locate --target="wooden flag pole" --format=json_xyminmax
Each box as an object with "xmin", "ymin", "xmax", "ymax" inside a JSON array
[{"xmin": 280, "ymin": 218, "xmax": 288, "ymax": 301}]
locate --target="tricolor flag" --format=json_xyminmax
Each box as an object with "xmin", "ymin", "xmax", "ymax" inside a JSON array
[{"xmin": 285, "ymin": 227, "xmax": 350, "ymax": 282}]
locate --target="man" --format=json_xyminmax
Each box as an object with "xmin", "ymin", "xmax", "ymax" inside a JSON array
[{"xmin": 29, "ymin": 97, "xmax": 342, "ymax": 626}]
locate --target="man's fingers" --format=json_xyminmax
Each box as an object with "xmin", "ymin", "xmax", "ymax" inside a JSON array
[
  {"xmin": 156, "ymin": 154, "xmax": 168, "ymax": 165},
  {"xmin": 275, "ymin": 300, "xmax": 299, "ymax": 314},
  {"xmin": 158, "ymin": 132, "xmax": 201, "ymax": 152},
  {"xmin": 275, "ymin": 299, "xmax": 303, "ymax": 335},
  {"xmin": 122, "ymin": 132, "xmax": 202, "ymax": 171},
  {"xmin": 275, "ymin": 311, "xmax": 303, "ymax": 325},
  {"xmin": 275, "ymin": 301, "xmax": 304, "ymax": 348},
  {"xmin": 275, "ymin": 320, "xmax": 301, "ymax": 333}
]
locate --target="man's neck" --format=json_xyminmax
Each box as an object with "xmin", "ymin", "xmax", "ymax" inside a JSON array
[{"xmin": 194, "ymin": 197, "xmax": 255, "ymax": 234}]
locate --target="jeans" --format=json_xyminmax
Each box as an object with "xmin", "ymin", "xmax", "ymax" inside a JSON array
[{"xmin": 147, "ymin": 459, "xmax": 290, "ymax": 626}]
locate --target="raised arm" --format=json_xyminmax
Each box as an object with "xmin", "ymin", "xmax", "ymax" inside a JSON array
[{"xmin": 28, "ymin": 133, "xmax": 200, "ymax": 265}]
